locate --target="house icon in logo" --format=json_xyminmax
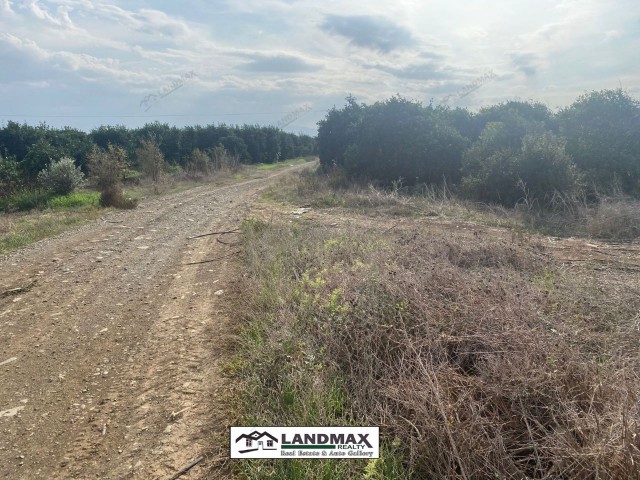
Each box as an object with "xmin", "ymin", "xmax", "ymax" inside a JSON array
[{"xmin": 235, "ymin": 431, "xmax": 279, "ymax": 454}]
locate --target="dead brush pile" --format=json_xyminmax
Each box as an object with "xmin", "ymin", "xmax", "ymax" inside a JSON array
[
  {"xmin": 238, "ymin": 220, "xmax": 640, "ymax": 479},
  {"xmin": 586, "ymin": 197, "xmax": 640, "ymax": 240}
]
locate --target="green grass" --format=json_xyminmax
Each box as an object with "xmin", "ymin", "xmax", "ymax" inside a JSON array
[
  {"xmin": 0, "ymin": 189, "xmax": 105, "ymax": 254},
  {"xmin": 256, "ymin": 157, "xmax": 312, "ymax": 171},
  {"xmin": 48, "ymin": 192, "xmax": 100, "ymax": 209},
  {"xmin": 0, "ymin": 190, "xmax": 101, "ymax": 212},
  {"xmin": 0, "ymin": 208, "xmax": 106, "ymax": 254}
]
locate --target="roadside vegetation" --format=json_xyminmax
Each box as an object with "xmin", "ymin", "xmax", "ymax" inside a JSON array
[
  {"xmin": 0, "ymin": 121, "xmax": 316, "ymax": 254},
  {"xmin": 230, "ymin": 90, "xmax": 639, "ymax": 478},
  {"xmin": 233, "ymin": 167, "xmax": 640, "ymax": 479},
  {"xmin": 0, "ymin": 155, "xmax": 311, "ymax": 255},
  {"xmin": 319, "ymin": 89, "xmax": 639, "ymax": 207},
  {"xmin": 1, "ymin": 121, "xmax": 315, "ymax": 213},
  {"xmin": 267, "ymin": 168, "xmax": 640, "ymax": 241}
]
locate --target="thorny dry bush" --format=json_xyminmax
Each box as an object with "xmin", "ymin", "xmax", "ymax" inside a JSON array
[
  {"xmin": 585, "ymin": 197, "xmax": 640, "ymax": 240},
  {"xmin": 238, "ymin": 219, "xmax": 640, "ymax": 479}
]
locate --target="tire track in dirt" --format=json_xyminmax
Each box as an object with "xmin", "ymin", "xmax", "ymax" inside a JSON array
[{"xmin": 0, "ymin": 165, "xmax": 307, "ymax": 479}]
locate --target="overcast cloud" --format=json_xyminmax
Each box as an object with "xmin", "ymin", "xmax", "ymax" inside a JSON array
[{"xmin": 0, "ymin": 0, "xmax": 638, "ymax": 134}]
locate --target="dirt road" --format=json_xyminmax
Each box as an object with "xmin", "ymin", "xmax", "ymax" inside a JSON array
[{"xmin": 0, "ymin": 166, "xmax": 302, "ymax": 479}]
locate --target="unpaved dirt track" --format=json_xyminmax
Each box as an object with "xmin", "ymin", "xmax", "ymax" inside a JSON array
[{"xmin": 0, "ymin": 166, "xmax": 304, "ymax": 479}]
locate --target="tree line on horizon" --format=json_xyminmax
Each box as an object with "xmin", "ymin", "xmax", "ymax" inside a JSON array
[
  {"xmin": 317, "ymin": 89, "xmax": 640, "ymax": 207},
  {"xmin": 0, "ymin": 121, "xmax": 317, "ymax": 195}
]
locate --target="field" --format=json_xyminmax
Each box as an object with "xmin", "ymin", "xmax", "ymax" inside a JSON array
[
  {"xmin": 2, "ymin": 161, "xmax": 638, "ymax": 479},
  {"xmin": 231, "ymin": 168, "xmax": 640, "ymax": 479}
]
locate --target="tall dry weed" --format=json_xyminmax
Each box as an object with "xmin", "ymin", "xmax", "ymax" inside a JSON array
[{"xmin": 239, "ymin": 220, "xmax": 640, "ymax": 479}]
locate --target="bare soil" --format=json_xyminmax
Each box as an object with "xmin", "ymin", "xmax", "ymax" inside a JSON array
[{"xmin": 0, "ymin": 166, "xmax": 307, "ymax": 480}]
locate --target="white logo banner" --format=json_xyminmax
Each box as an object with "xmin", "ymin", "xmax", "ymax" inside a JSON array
[{"xmin": 230, "ymin": 426, "xmax": 379, "ymax": 459}]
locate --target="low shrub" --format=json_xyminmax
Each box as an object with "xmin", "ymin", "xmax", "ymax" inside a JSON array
[
  {"xmin": 0, "ymin": 154, "xmax": 21, "ymax": 198},
  {"xmin": 462, "ymin": 132, "xmax": 584, "ymax": 207},
  {"xmin": 0, "ymin": 188, "xmax": 53, "ymax": 212},
  {"xmin": 122, "ymin": 168, "xmax": 142, "ymax": 184},
  {"xmin": 137, "ymin": 138, "xmax": 168, "ymax": 190},
  {"xmin": 186, "ymin": 148, "xmax": 211, "ymax": 179},
  {"xmin": 37, "ymin": 157, "xmax": 85, "ymax": 195},
  {"xmin": 209, "ymin": 144, "xmax": 241, "ymax": 172},
  {"xmin": 88, "ymin": 144, "xmax": 137, "ymax": 210},
  {"xmin": 586, "ymin": 197, "xmax": 640, "ymax": 240},
  {"xmin": 87, "ymin": 144, "xmax": 127, "ymax": 192},
  {"xmin": 99, "ymin": 186, "xmax": 137, "ymax": 209}
]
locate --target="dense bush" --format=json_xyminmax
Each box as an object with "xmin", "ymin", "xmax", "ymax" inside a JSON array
[
  {"xmin": 87, "ymin": 144, "xmax": 136, "ymax": 209},
  {"xmin": 317, "ymin": 95, "xmax": 364, "ymax": 169},
  {"xmin": 317, "ymin": 90, "xmax": 639, "ymax": 207},
  {"xmin": 0, "ymin": 121, "xmax": 316, "ymax": 185},
  {"xmin": 0, "ymin": 154, "xmax": 21, "ymax": 198},
  {"xmin": 559, "ymin": 89, "xmax": 640, "ymax": 195},
  {"xmin": 342, "ymin": 97, "xmax": 468, "ymax": 185},
  {"xmin": 462, "ymin": 132, "xmax": 583, "ymax": 206},
  {"xmin": 37, "ymin": 157, "xmax": 85, "ymax": 195}
]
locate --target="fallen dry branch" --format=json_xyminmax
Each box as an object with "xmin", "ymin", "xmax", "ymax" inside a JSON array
[
  {"xmin": 183, "ymin": 251, "xmax": 241, "ymax": 265},
  {"xmin": 1, "ymin": 280, "xmax": 37, "ymax": 298},
  {"xmin": 382, "ymin": 223, "xmax": 399, "ymax": 234},
  {"xmin": 165, "ymin": 455, "xmax": 204, "ymax": 480},
  {"xmin": 187, "ymin": 228, "xmax": 240, "ymax": 240}
]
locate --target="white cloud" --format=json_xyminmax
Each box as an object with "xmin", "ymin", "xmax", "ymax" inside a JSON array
[
  {"xmin": 1, "ymin": 0, "xmax": 13, "ymax": 12},
  {"xmin": 0, "ymin": 0, "xmax": 638, "ymax": 130},
  {"xmin": 23, "ymin": 0, "xmax": 73, "ymax": 26}
]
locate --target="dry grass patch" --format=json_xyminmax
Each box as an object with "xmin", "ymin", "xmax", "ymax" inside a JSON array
[
  {"xmin": 234, "ymin": 216, "xmax": 640, "ymax": 479},
  {"xmin": 585, "ymin": 198, "xmax": 640, "ymax": 240},
  {"xmin": 265, "ymin": 169, "xmax": 524, "ymax": 230}
]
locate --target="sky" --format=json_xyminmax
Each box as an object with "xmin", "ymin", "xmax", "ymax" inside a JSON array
[{"xmin": 1, "ymin": 0, "xmax": 639, "ymax": 134}]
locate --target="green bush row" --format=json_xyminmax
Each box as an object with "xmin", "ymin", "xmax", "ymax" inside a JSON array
[{"xmin": 318, "ymin": 90, "xmax": 640, "ymax": 207}]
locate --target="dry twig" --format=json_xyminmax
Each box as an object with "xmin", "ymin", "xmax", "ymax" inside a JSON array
[
  {"xmin": 187, "ymin": 228, "xmax": 240, "ymax": 240},
  {"xmin": 165, "ymin": 456, "xmax": 204, "ymax": 480},
  {"xmin": 1, "ymin": 280, "xmax": 37, "ymax": 298}
]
